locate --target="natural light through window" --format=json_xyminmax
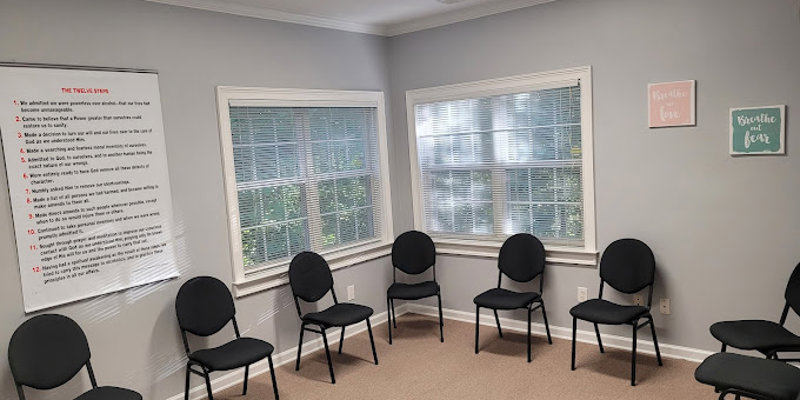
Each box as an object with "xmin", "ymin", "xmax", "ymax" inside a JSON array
[
  {"xmin": 217, "ymin": 88, "xmax": 393, "ymax": 290},
  {"xmin": 407, "ymin": 67, "xmax": 596, "ymax": 262}
]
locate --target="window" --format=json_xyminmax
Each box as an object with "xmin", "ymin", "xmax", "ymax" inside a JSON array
[
  {"xmin": 406, "ymin": 67, "xmax": 596, "ymax": 264},
  {"xmin": 217, "ymin": 88, "xmax": 393, "ymax": 292}
]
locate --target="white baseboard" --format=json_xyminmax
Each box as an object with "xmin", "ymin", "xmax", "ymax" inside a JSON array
[
  {"xmin": 165, "ymin": 307, "xmax": 399, "ymax": 400},
  {"xmin": 166, "ymin": 303, "xmax": 711, "ymax": 400},
  {"xmin": 405, "ymin": 303, "xmax": 713, "ymax": 363}
]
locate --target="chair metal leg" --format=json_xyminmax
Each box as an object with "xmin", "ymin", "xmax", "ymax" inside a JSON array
[
  {"xmin": 527, "ymin": 307, "xmax": 532, "ymax": 363},
  {"xmin": 571, "ymin": 317, "xmax": 577, "ymax": 370},
  {"xmin": 15, "ymin": 384, "xmax": 25, "ymax": 400},
  {"xmin": 184, "ymin": 365, "xmax": 191, "ymax": 400},
  {"xmin": 541, "ymin": 301, "xmax": 552, "ymax": 344},
  {"xmin": 295, "ymin": 323, "xmax": 305, "ymax": 371},
  {"xmin": 493, "ymin": 309, "xmax": 503, "ymax": 338},
  {"xmin": 594, "ymin": 323, "xmax": 605, "ymax": 353},
  {"xmin": 387, "ymin": 297, "xmax": 393, "ymax": 344},
  {"xmin": 721, "ymin": 343, "xmax": 727, "ymax": 352},
  {"xmin": 367, "ymin": 318, "xmax": 378, "ymax": 365},
  {"xmin": 202, "ymin": 367, "xmax": 214, "ymax": 400},
  {"xmin": 718, "ymin": 391, "xmax": 741, "ymax": 400},
  {"xmin": 86, "ymin": 361, "xmax": 98, "ymax": 389},
  {"xmin": 321, "ymin": 326, "xmax": 336, "ymax": 384},
  {"xmin": 437, "ymin": 294, "xmax": 444, "ymax": 343},
  {"xmin": 267, "ymin": 355, "xmax": 279, "ymax": 400},
  {"xmin": 243, "ymin": 364, "xmax": 249, "ymax": 395},
  {"xmin": 391, "ymin": 299, "xmax": 397, "ymax": 328},
  {"xmin": 338, "ymin": 326, "xmax": 346, "ymax": 354},
  {"xmin": 631, "ymin": 321, "xmax": 638, "ymax": 386},
  {"xmin": 649, "ymin": 317, "xmax": 663, "ymax": 366},
  {"xmin": 475, "ymin": 305, "xmax": 480, "ymax": 354}
]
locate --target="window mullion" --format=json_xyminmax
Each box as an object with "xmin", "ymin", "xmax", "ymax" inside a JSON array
[
  {"xmin": 489, "ymin": 96, "xmax": 507, "ymax": 237},
  {"xmin": 299, "ymin": 111, "xmax": 322, "ymax": 252},
  {"xmin": 449, "ymin": 170, "xmax": 455, "ymax": 231},
  {"xmin": 491, "ymin": 168, "xmax": 507, "ymax": 236},
  {"xmin": 334, "ymin": 178, "xmax": 341, "ymax": 246}
]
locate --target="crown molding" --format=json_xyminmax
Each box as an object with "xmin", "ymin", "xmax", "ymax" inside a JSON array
[
  {"xmin": 144, "ymin": 0, "xmax": 386, "ymax": 36},
  {"xmin": 385, "ymin": 0, "xmax": 556, "ymax": 36},
  {"xmin": 145, "ymin": 0, "xmax": 556, "ymax": 37}
]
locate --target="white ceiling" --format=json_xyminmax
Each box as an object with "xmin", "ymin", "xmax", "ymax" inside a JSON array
[{"xmin": 145, "ymin": 0, "xmax": 556, "ymax": 36}]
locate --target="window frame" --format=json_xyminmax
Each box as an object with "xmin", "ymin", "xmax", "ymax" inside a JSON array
[
  {"xmin": 216, "ymin": 87, "xmax": 394, "ymax": 296},
  {"xmin": 405, "ymin": 66, "xmax": 597, "ymax": 266}
]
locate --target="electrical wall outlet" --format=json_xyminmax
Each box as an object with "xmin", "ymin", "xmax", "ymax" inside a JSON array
[
  {"xmin": 632, "ymin": 293, "xmax": 644, "ymax": 306},
  {"xmin": 347, "ymin": 285, "xmax": 355, "ymax": 300},
  {"xmin": 660, "ymin": 298, "xmax": 671, "ymax": 314},
  {"xmin": 577, "ymin": 286, "xmax": 588, "ymax": 302}
]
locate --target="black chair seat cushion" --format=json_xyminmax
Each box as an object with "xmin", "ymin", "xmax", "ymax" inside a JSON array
[
  {"xmin": 710, "ymin": 320, "xmax": 800, "ymax": 352},
  {"xmin": 189, "ymin": 337, "xmax": 274, "ymax": 371},
  {"xmin": 695, "ymin": 352, "xmax": 800, "ymax": 400},
  {"xmin": 388, "ymin": 281, "xmax": 439, "ymax": 300},
  {"xmin": 473, "ymin": 288, "xmax": 540, "ymax": 310},
  {"xmin": 570, "ymin": 299, "xmax": 649, "ymax": 325},
  {"xmin": 75, "ymin": 386, "xmax": 143, "ymax": 400},
  {"xmin": 303, "ymin": 303, "xmax": 374, "ymax": 327}
]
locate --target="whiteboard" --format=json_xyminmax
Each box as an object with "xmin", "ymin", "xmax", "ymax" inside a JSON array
[{"xmin": 0, "ymin": 64, "xmax": 178, "ymax": 312}]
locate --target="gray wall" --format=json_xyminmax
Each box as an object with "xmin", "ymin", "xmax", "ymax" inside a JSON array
[
  {"xmin": 2, "ymin": 0, "xmax": 800, "ymax": 398},
  {"xmin": 0, "ymin": 0, "xmax": 394, "ymax": 399},
  {"xmin": 387, "ymin": 0, "xmax": 800, "ymax": 351}
]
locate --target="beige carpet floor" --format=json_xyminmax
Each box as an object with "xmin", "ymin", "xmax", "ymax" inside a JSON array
[{"xmin": 212, "ymin": 313, "xmax": 713, "ymax": 399}]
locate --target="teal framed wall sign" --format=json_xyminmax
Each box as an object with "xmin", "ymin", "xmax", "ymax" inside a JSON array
[{"xmin": 730, "ymin": 105, "xmax": 786, "ymax": 155}]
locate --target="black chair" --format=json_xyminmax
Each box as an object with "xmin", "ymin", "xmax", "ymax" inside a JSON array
[
  {"xmin": 387, "ymin": 230, "xmax": 443, "ymax": 344},
  {"xmin": 8, "ymin": 313, "xmax": 142, "ymax": 400},
  {"xmin": 473, "ymin": 233, "xmax": 552, "ymax": 362},
  {"xmin": 569, "ymin": 238, "xmax": 663, "ymax": 386},
  {"xmin": 695, "ymin": 352, "xmax": 800, "ymax": 400},
  {"xmin": 175, "ymin": 276, "xmax": 278, "ymax": 400},
  {"xmin": 289, "ymin": 251, "xmax": 378, "ymax": 384},
  {"xmin": 709, "ymin": 262, "xmax": 800, "ymax": 361}
]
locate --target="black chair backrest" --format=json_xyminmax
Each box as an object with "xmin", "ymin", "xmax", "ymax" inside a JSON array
[
  {"xmin": 498, "ymin": 233, "xmax": 546, "ymax": 283},
  {"xmin": 392, "ymin": 230, "xmax": 436, "ymax": 275},
  {"xmin": 8, "ymin": 314, "xmax": 91, "ymax": 390},
  {"xmin": 784, "ymin": 262, "xmax": 800, "ymax": 314},
  {"xmin": 289, "ymin": 251, "xmax": 334, "ymax": 303},
  {"xmin": 176, "ymin": 276, "xmax": 236, "ymax": 337},
  {"xmin": 599, "ymin": 238, "xmax": 655, "ymax": 294}
]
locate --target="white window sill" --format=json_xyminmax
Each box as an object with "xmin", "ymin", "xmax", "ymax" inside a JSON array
[
  {"xmin": 232, "ymin": 241, "xmax": 393, "ymax": 298},
  {"xmin": 432, "ymin": 238, "xmax": 598, "ymax": 267},
  {"xmin": 232, "ymin": 238, "xmax": 596, "ymax": 298}
]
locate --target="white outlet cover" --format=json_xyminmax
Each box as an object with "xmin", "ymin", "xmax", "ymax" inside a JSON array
[
  {"xmin": 577, "ymin": 287, "xmax": 588, "ymax": 302},
  {"xmin": 660, "ymin": 298, "xmax": 671, "ymax": 314}
]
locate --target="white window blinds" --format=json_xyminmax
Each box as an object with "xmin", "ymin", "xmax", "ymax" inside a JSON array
[
  {"xmin": 413, "ymin": 85, "xmax": 585, "ymax": 247},
  {"xmin": 229, "ymin": 105, "xmax": 385, "ymax": 273}
]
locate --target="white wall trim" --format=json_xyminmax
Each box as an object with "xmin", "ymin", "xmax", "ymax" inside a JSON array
[
  {"xmin": 233, "ymin": 245, "xmax": 392, "ymax": 297},
  {"xmin": 145, "ymin": 0, "xmax": 556, "ymax": 37},
  {"xmin": 434, "ymin": 238, "xmax": 598, "ymax": 267},
  {"xmin": 406, "ymin": 304, "xmax": 713, "ymax": 363},
  {"xmin": 385, "ymin": 0, "xmax": 556, "ymax": 36},
  {"xmin": 166, "ymin": 303, "xmax": 712, "ymax": 400},
  {"xmin": 145, "ymin": 0, "xmax": 385, "ymax": 35}
]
